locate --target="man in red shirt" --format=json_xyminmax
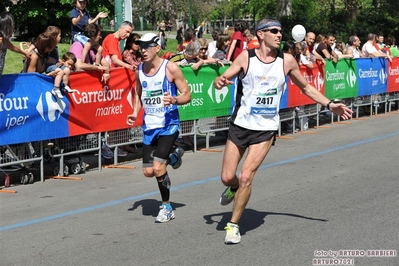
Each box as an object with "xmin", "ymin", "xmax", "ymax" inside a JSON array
[{"xmin": 102, "ymin": 21, "xmax": 135, "ymax": 70}]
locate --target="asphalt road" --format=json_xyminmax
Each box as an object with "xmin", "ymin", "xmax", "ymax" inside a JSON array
[{"xmin": 1, "ymin": 113, "xmax": 398, "ymax": 266}]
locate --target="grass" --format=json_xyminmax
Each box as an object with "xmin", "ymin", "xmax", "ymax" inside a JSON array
[{"xmin": 3, "ymin": 37, "xmax": 182, "ymax": 75}]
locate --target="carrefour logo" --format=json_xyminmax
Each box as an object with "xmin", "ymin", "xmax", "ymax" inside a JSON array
[
  {"xmin": 208, "ymin": 83, "xmax": 228, "ymax": 104},
  {"xmin": 379, "ymin": 68, "xmax": 387, "ymax": 84},
  {"xmin": 36, "ymin": 92, "xmax": 66, "ymax": 122},
  {"xmin": 346, "ymin": 69, "xmax": 357, "ymax": 88}
]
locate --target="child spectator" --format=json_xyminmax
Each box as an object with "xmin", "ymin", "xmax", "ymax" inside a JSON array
[
  {"xmin": 0, "ymin": 11, "xmax": 31, "ymax": 76},
  {"xmin": 50, "ymin": 52, "xmax": 77, "ymax": 99},
  {"xmin": 122, "ymin": 33, "xmax": 143, "ymax": 68},
  {"xmin": 45, "ymin": 26, "xmax": 75, "ymax": 97},
  {"xmin": 212, "ymin": 34, "xmax": 230, "ymax": 61}
]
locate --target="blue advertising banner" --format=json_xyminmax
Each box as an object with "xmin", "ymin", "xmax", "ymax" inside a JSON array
[
  {"xmin": 0, "ymin": 73, "xmax": 70, "ymax": 145},
  {"xmin": 356, "ymin": 58, "xmax": 388, "ymax": 97}
]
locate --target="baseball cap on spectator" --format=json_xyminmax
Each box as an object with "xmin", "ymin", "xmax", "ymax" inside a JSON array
[
  {"xmin": 137, "ymin": 33, "xmax": 161, "ymax": 46},
  {"xmin": 78, "ymin": 0, "xmax": 88, "ymax": 2}
]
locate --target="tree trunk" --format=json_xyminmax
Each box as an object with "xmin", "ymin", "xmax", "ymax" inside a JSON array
[
  {"xmin": 276, "ymin": 0, "xmax": 292, "ymax": 19},
  {"xmin": 346, "ymin": 0, "xmax": 358, "ymax": 22}
]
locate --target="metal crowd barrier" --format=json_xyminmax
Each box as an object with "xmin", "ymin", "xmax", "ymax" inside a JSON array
[{"xmin": 1, "ymin": 93, "xmax": 398, "ymax": 185}]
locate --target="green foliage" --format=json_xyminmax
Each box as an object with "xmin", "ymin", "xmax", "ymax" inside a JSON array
[{"xmin": 7, "ymin": 0, "xmax": 113, "ymax": 43}]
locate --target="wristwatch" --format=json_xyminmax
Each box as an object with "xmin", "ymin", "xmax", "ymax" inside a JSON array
[
  {"xmin": 326, "ymin": 100, "xmax": 334, "ymax": 111},
  {"xmin": 173, "ymin": 97, "xmax": 178, "ymax": 105}
]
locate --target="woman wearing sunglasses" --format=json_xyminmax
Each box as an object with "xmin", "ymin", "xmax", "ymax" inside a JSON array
[
  {"xmin": 197, "ymin": 38, "xmax": 225, "ymax": 67},
  {"xmin": 213, "ymin": 18, "xmax": 353, "ymax": 245}
]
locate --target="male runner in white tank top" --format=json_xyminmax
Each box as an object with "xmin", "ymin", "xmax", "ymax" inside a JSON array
[
  {"xmin": 214, "ymin": 18, "xmax": 353, "ymax": 244},
  {"xmin": 126, "ymin": 33, "xmax": 191, "ymax": 223}
]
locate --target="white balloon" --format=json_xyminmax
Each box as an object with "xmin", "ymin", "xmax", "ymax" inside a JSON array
[{"xmin": 292, "ymin": 24, "xmax": 306, "ymax": 42}]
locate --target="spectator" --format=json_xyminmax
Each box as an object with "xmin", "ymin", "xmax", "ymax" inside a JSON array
[
  {"xmin": 334, "ymin": 41, "xmax": 346, "ymax": 55},
  {"xmin": 170, "ymin": 40, "xmax": 204, "ymax": 71},
  {"xmin": 226, "ymin": 21, "xmax": 249, "ymax": 62},
  {"xmin": 109, "ymin": 19, "xmax": 115, "ymax": 31},
  {"xmin": 175, "ymin": 25, "xmax": 184, "ymax": 49},
  {"xmin": 362, "ymin": 33, "xmax": 392, "ymax": 106},
  {"xmin": 313, "ymin": 34, "xmax": 325, "ymax": 50},
  {"xmin": 178, "ymin": 28, "xmax": 195, "ymax": 52},
  {"xmin": 246, "ymin": 29, "xmax": 260, "ymax": 49},
  {"xmin": 213, "ymin": 17, "xmax": 352, "ymax": 245},
  {"xmin": 49, "ymin": 52, "xmax": 77, "ymax": 98},
  {"xmin": 0, "ymin": 11, "xmax": 31, "ymax": 76},
  {"xmin": 362, "ymin": 33, "xmax": 392, "ymax": 62},
  {"xmin": 296, "ymin": 41, "xmax": 313, "ymax": 69},
  {"xmin": 196, "ymin": 22, "xmax": 204, "ymax": 38},
  {"xmin": 45, "ymin": 26, "xmax": 75, "ymax": 97},
  {"xmin": 102, "ymin": 21, "xmax": 134, "ymax": 70},
  {"xmin": 69, "ymin": 23, "xmax": 110, "ymax": 81},
  {"xmin": 384, "ymin": 36, "xmax": 399, "ymax": 57},
  {"xmin": 122, "ymin": 33, "xmax": 143, "ymax": 68},
  {"xmin": 166, "ymin": 20, "xmax": 173, "ymax": 37},
  {"xmin": 344, "ymin": 35, "xmax": 365, "ymax": 58},
  {"xmin": 207, "ymin": 29, "xmax": 221, "ymax": 58},
  {"xmin": 23, "ymin": 33, "xmax": 57, "ymax": 74},
  {"xmin": 197, "ymin": 38, "xmax": 224, "ymax": 66},
  {"xmin": 70, "ymin": 0, "xmax": 108, "ymax": 42},
  {"xmin": 304, "ymin": 32, "xmax": 315, "ymax": 59},
  {"xmin": 224, "ymin": 26, "xmax": 235, "ymax": 39},
  {"xmin": 212, "ymin": 34, "xmax": 231, "ymax": 61},
  {"xmin": 283, "ymin": 40, "xmax": 295, "ymax": 54},
  {"xmin": 126, "ymin": 32, "xmax": 191, "ymax": 223},
  {"xmin": 315, "ymin": 34, "xmax": 339, "ymax": 63},
  {"xmin": 376, "ymin": 34, "xmax": 385, "ymax": 49}
]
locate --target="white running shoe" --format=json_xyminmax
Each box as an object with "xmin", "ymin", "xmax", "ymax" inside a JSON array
[
  {"xmin": 51, "ymin": 87, "xmax": 64, "ymax": 98},
  {"xmin": 224, "ymin": 222, "xmax": 241, "ymax": 244},
  {"xmin": 155, "ymin": 205, "xmax": 175, "ymax": 223}
]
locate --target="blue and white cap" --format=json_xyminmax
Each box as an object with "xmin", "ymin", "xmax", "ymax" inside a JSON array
[{"xmin": 137, "ymin": 33, "xmax": 161, "ymax": 46}]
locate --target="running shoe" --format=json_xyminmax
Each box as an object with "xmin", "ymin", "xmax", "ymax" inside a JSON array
[
  {"xmin": 101, "ymin": 145, "xmax": 114, "ymax": 159},
  {"xmin": 155, "ymin": 205, "xmax": 175, "ymax": 223},
  {"xmin": 220, "ymin": 187, "xmax": 236, "ymax": 206},
  {"xmin": 224, "ymin": 222, "xmax": 241, "ymax": 244},
  {"xmin": 169, "ymin": 146, "xmax": 185, "ymax": 169}
]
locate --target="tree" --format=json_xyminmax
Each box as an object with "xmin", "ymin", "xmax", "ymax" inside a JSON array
[{"xmin": 7, "ymin": 0, "xmax": 113, "ymax": 41}]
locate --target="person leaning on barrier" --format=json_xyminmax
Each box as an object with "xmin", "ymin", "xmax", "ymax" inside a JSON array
[
  {"xmin": 126, "ymin": 33, "xmax": 192, "ymax": 223},
  {"xmin": 344, "ymin": 35, "xmax": 365, "ymax": 59},
  {"xmin": 69, "ymin": 23, "xmax": 110, "ymax": 83},
  {"xmin": 102, "ymin": 21, "xmax": 135, "ymax": 70},
  {"xmin": 197, "ymin": 38, "xmax": 225, "ymax": 67},
  {"xmin": 213, "ymin": 17, "xmax": 353, "ymax": 245},
  {"xmin": 169, "ymin": 40, "xmax": 204, "ymax": 71},
  {"xmin": 362, "ymin": 33, "xmax": 392, "ymax": 62}
]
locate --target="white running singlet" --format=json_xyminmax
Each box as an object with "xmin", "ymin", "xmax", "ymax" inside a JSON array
[
  {"xmin": 138, "ymin": 59, "xmax": 180, "ymax": 131},
  {"xmin": 230, "ymin": 49, "xmax": 286, "ymax": 131}
]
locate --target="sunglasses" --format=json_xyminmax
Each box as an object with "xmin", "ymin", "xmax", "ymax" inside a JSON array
[
  {"xmin": 261, "ymin": 28, "xmax": 283, "ymax": 34},
  {"xmin": 200, "ymin": 47, "xmax": 208, "ymax": 51},
  {"xmin": 139, "ymin": 43, "xmax": 158, "ymax": 50}
]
